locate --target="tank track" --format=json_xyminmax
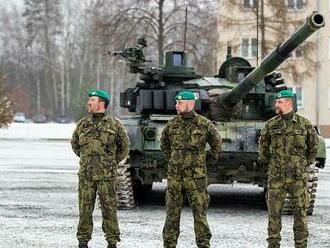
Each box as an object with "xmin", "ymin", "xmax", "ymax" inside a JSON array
[
  {"xmin": 283, "ymin": 164, "xmax": 319, "ymax": 215},
  {"xmin": 116, "ymin": 162, "xmax": 135, "ymax": 209},
  {"xmin": 306, "ymin": 165, "xmax": 319, "ymax": 215}
]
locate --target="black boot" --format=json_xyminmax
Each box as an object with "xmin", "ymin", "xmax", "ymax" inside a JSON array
[
  {"xmin": 78, "ymin": 241, "xmax": 88, "ymax": 248},
  {"xmin": 107, "ymin": 243, "xmax": 116, "ymax": 248}
]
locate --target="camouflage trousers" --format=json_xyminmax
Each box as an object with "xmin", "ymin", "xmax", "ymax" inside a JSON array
[
  {"xmin": 163, "ymin": 177, "xmax": 211, "ymax": 248},
  {"xmin": 77, "ymin": 179, "xmax": 120, "ymax": 244},
  {"xmin": 266, "ymin": 177, "xmax": 309, "ymax": 248}
]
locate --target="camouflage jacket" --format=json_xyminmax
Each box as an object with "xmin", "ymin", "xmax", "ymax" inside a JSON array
[
  {"xmin": 258, "ymin": 112, "xmax": 319, "ymax": 180},
  {"xmin": 161, "ymin": 111, "xmax": 222, "ymax": 180},
  {"xmin": 71, "ymin": 113, "xmax": 129, "ymax": 180}
]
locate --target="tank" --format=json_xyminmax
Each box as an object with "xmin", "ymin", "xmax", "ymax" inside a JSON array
[{"xmin": 113, "ymin": 12, "xmax": 326, "ymax": 214}]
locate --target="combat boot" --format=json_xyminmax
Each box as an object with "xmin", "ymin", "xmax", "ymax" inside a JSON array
[
  {"xmin": 78, "ymin": 241, "xmax": 88, "ymax": 248},
  {"xmin": 107, "ymin": 243, "xmax": 116, "ymax": 248}
]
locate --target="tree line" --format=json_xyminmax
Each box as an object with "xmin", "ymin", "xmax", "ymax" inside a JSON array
[{"xmin": 0, "ymin": 0, "xmax": 218, "ymax": 121}]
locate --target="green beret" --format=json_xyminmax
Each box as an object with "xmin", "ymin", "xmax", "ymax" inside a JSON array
[
  {"xmin": 175, "ymin": 91, "xmax": 196, "ymax": 100},
  {"xmin": 88, "ymin": 89, "xmax": 110, "ymax": 101},
  {"xmin": 276, "ymin": 89, "xmax": 295, "ymax": 99}
]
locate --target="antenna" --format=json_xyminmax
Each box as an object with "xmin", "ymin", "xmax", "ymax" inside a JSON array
[
  {"xmin": 183, "ymin": 5, "xmax": 188, "ymax": 51},
  {"xmin": 256, "ymin": 1, "xmax": 259, "ymax": 65}
]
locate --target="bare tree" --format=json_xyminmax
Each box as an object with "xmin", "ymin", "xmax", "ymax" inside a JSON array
[
  {"xmin": 23, "ymin": 0, "xmax": 63, "ymax": 118},
  {"xmin": 94, "ymin": 0, "xmax": 218, "ymax": 71},
  {"xmin": 0, "ymin": 0, "xmax": 219, "ymax": 121},
  {"xmin": 0, "ymin": 4, "xmax": 35, "ymax": 114}
]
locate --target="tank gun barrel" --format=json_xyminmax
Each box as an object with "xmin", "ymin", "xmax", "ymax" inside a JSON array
[{"xmin": 222, "ymin": 11, "xmax": 325, "ymax": 108}]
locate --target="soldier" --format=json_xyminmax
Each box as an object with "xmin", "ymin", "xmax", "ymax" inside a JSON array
[
  {"xmin": 258, "ymin": 89, "xmax": 319, "ymax": 248},
  {"xmin": 161, "ymin": 90, "xmax": 222, "ymax": 248},
  {"xmin": 71, "ymin": 89, "xmax": 129, "ymax": 248}
]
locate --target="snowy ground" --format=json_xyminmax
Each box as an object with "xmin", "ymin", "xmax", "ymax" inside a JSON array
[
  {"xmin": 0, "ymin": 124, "xmax": 329, "ymax": 248},
  {"xmin": 0, "ymin": 122, "xmax": 76, "ymax": 140}
]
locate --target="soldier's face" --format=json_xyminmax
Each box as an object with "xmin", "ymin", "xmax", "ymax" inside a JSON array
[
  {"xmin": 175, "ymin": 100, "xmax": 195, "ymax": 114},
  {"xmin": 87, "ymin": 96, "xmax": 104, "ymax": 113},
  {"xmin": 275, "ymin": 98, "xmax": 293, "ymax": 115}
]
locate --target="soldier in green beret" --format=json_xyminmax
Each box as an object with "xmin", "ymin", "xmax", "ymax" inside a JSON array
[
  {"xmin": 71, "ymin": 89, "xmax": 129, "ymax": 248},
  {"xmin": 258, "ymin": 89, "xmax": 319, "ymax": 248},
  {"xmin": 161, "ymin": 90, "xmax": 222, "ymax": 248}
]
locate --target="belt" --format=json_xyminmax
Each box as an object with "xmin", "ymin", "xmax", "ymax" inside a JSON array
[{"xmin": 174, "ymin": 149, "xmax": 203, "ymax": 155}]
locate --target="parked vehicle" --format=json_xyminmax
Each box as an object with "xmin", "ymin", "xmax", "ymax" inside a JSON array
[
  {"xmin": 33, "ymin": 113, "xmax": 47, "ymax": 123},
  {"xmin": 56, "ymin": 114, "xmax": 71, "ymax": 123},
  {"xmin": 13, "ymin": 112, "xmax": 26, "ymax": 123}
]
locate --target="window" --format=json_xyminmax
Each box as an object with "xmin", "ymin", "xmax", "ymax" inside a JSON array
[
  {"xmin": 242, "ymin": 38, "xmax": 249, "ymax": 57},
  {"xmin": 287, "ymin": 0, "xmax": 304, "ymax": 10},
  {"xmin": 293, "ymin": 86, "xmax": 304, "ymax": 109},
  {"xmin": 241, "ymin": 38, "xmax": 258, "ymax": 58},
  {"xmin": 244, "ymin": 0, "xmax": 258, "ymax": 8},
  {"xmin": 251, "ymin": 38, "xmax": 258, "ymax": 57}
]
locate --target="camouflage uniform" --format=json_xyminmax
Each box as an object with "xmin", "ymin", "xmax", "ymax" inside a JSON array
[
  {"xmin": 161, "ymin": 110, "xmax": 222, "ymax": 248},
  {"xmin": 71, "ymin": 113, "xmax": 129, "ymax": 245},
  {"xmin": 258, "ymin": 111, "xmax": 319, "ymax": 248}
]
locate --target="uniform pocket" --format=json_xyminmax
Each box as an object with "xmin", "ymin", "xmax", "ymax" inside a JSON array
[
  {"xmin": 195, "ymin": 178, "xmax": 208, "ymax": 193},
  {"xmin": 169, "ymin": 129, "xmax": 182, "ymax": 149},
  {"xmin": 101, "ymin": 157, "xmax": 116, "ymax": 178},
  {"xmin": 191, "ymin": 129, "xmax": 204, "ymax": 146},
  {"xmin": 268, "ymin": 158, "xmax": 281, "ymax": 179},
  {"xmin": 269, "ymin": 129, "xmax": 283, "ymax": 149},
  {"xmin": 291, "ymin": 158, "xmax": 308, "ymax": 179},
  {"xmin": 293, "ymin": 130, "xmax": 307, "ymax": 149},
  {"xmin": 195, "ymin": 153, "xmax": 206, "ymax": 167},
  {"xmin": 193, "ymin": 166, "xmax": 207, "ymax": 179},
  {"xmin": 167, "ymin": 161, "xmax": 179, "ymax": 177},
  {"xmin": 78, "ymin": 158, "xmax": 92, "ymax": 179},
  {"xmin": 193, "ymin": 178, "xmax": 210, "ymax": 211},
  {"xmin": 99, "ymin": 128, "xmax": 116, "ymax": 145}
]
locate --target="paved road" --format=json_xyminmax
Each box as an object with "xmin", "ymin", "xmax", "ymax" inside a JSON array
[{"xmin": 0, "ymin": 140, "xmax": 329, "ymax": 248}]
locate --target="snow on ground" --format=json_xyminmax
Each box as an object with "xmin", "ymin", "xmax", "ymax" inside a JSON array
[
  {"xmin": 0, "ymin": 122, "xmax": 76, "ymax": 140},
  {"xmin": 326, "ymin": 138, "xmax": 330, "ymax": 147},
  {"xmin": 0, "ymin": 123, "xmax": 329, "ymax": 247}
]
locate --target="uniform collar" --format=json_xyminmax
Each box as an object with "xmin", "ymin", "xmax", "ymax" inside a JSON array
[
  {"xmin": 180, "ymin": 110, "xmax": 196, "ymax": 120},
  {"xmin": 278, "ymin": 111, "xmax": 298, "ymax": 123},
  {"xmin": 92, "ymin": 112, "xmax": 105, "ymax": 117},
  {"xmin": 87, "ymin": 112, "xmax": 109, "ymax": 124},
  {"xmin": 292, "ymin": 112, "xmax": 298, "ymax": 122}
]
